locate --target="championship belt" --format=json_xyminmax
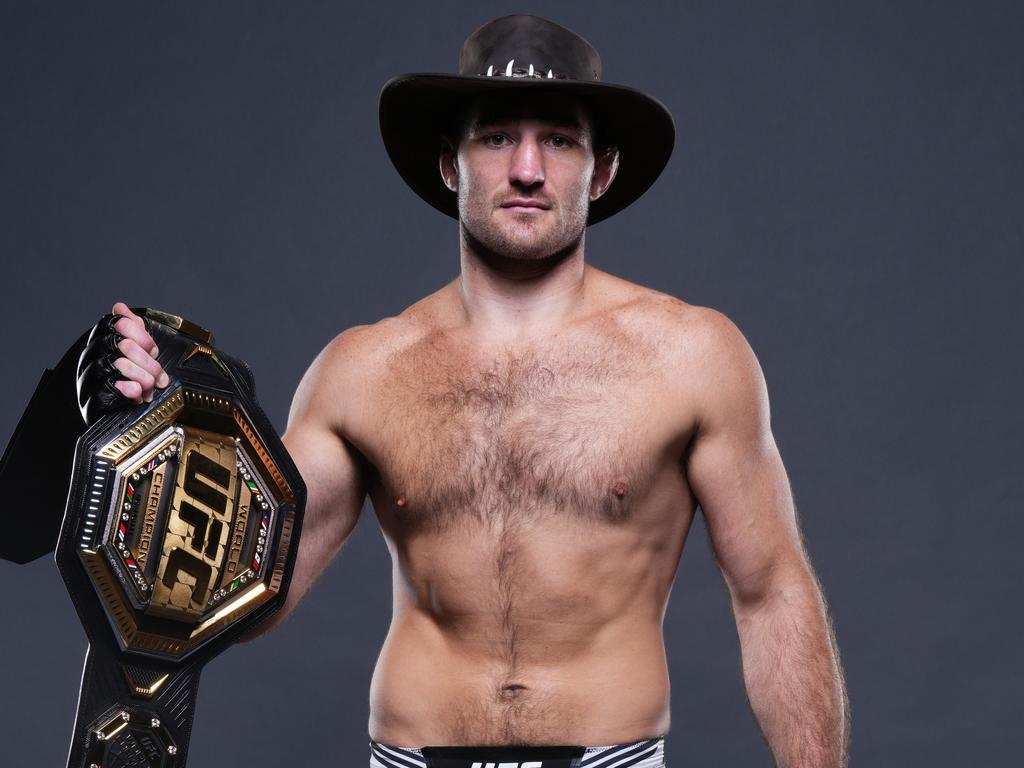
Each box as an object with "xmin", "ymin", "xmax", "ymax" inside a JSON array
[{"xmin": 0, "ymin": 309, "xmax": 306, "ymax": 767}]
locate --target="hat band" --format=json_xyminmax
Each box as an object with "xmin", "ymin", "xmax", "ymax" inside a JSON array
[{"xmin": 478, "ymin": 59, "xmax": 568, "ymax": 79}]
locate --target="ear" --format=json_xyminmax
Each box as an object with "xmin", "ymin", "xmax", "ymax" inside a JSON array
[
  {"xmin": 589, "ymin": 145, "xmax": 620, "ymax": 202},
  {"xmin": 439, "ymin": 138, "xmax": 459, "ymax": 192}
]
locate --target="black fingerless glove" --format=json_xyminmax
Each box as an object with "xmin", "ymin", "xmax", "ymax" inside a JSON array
[{"xmin": 76, "ymin": 311, "xmax": 157, "ymax": 425}]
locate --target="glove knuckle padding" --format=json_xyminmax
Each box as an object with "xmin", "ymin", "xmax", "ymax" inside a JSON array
[{"xmin": 77, "ymin": 313, "xmax": 134, "ymax": 424}]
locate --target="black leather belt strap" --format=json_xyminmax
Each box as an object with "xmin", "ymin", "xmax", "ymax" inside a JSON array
[
  {"xmin": 66, "ymin": 641, "xmax": 203, "ymax": 767},
  {"xmin": 0, "ymin": 327, "xmax": 90, "ymax": 563}
]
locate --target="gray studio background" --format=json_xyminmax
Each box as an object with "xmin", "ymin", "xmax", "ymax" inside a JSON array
[{"xmin": 1, "ymin": 1, "xmax": 1020, "ymax": 765}]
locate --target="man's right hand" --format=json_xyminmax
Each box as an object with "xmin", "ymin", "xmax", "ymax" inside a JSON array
[{"xmin": 76, "ymin": 302, "xmax": 171, "ymax": 424}]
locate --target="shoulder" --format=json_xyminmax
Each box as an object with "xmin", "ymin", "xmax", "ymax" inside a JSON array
[
  {"xmin": 612, "ymin": 285, "xmax": 768, "ymax": 427},
  {"xmin": 604, "ymin": 280, "xmax": 744, "ymax": 357},
  {"xmin": 665, "ymin": 301, "xmax": 760, "ymax": 380},
  {"xmin": 609, "ymin": 278, "xmax": 753, "ymax": 363},
  {"xmin": 298, "ymin": 276, "xmax": 456, "ymax": 400},
  {"xmin": 316, "ymin": 315, "xmax": 422, "ymax": 376},
  {"xmin": 289, "ymin": 314, "xmax": 428, "ymax": 430},
  {"xmin": 661, "ymin": 302, "xmax": 770, "ymax": 437}
]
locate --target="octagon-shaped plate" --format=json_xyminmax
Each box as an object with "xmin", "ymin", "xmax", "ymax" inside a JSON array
[{"xmin": 57, "ymin": 382, "xmax": 299, "ymax": 662}]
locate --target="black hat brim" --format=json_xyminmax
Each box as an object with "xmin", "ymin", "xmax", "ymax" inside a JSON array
[{"xmin": 379, "ymin": 73, "xmax": 675, "ymax": 225}]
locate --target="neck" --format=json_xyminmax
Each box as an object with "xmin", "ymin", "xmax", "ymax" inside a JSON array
[{"xmin": 456, "ymin": 224, "xmax": 589, "ymax": 341}]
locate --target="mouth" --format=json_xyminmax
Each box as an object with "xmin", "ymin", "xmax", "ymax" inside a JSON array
[{"xmin": 500, "ymin": 198, "xmax": 551, "ymax": 213}]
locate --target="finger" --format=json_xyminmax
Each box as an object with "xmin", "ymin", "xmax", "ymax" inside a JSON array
[
  {"xmin": 112, "ymin": 303, "xmax": 160, "ymax": 359},
  {"xmin": 117, "ymin": 337, "xmax": 170, "ymax": 388},
  {"xmin": 113, "ymin": 356, "xmax": 157, "ymax": 402},
  {"xmin": 112, "ymin": 301, "xmax": 141, "ymax": 323},
  {"xmin": 113, "ymin": 314, "xmax": 159, "ymax": 359},
  {"xmin": 113, "ymin": 378, "xmax": 144, "ymax": 403}
]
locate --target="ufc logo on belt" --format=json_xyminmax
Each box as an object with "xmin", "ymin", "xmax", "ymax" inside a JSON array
[{"xmin": 469, "ymin": 763, "xmax": 543, "ymax": 768}]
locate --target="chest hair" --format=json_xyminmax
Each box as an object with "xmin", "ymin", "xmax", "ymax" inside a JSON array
[{"xmin": 374, "ymin": 330, "xmax": 664, "ymax": 533}]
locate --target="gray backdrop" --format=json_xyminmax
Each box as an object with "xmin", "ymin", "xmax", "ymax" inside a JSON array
[{"xmin": 1, "ymin": 1, "xmax": 1020, "ymax": 765}]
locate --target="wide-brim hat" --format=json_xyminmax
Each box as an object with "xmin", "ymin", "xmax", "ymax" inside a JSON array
[{"xmin": 379, "ymin": 14, "xmax": 675, "ymax": 225}]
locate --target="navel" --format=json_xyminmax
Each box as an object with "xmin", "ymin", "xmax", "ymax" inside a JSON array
[{"xmin": 499, "ymin": 683, "xmax": 528, "ymax": 700}]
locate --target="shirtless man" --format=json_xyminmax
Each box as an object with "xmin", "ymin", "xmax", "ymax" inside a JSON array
[{"xmin": 92, "ymin": 14, "xmax": 848, "ymax": 768}]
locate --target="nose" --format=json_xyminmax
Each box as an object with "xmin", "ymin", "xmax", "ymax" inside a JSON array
[{"xmin": 509, "ymin": 135, "xmax": 544, "ymax": 188}]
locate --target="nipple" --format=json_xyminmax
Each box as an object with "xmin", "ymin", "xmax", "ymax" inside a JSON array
[
  {"xmin": 610, "ymin": 481, "xmax": 628, "ymax": 498},
  {"xmin": 396, "ymin": 495, "xmax": 407, "ymax": 508}
]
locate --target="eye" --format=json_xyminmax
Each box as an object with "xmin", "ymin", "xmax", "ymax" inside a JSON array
[
  {"xmin": 483, "ymin": 133, "xmax": 511, "ymax": 147},
  {"xmin": 547, "ymin": 134, "xmax": 574, "ymax": 149}
]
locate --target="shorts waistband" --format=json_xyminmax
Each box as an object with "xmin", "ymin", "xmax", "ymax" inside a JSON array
[{"xmin": 370, "ymin": 737, "xmax": 665, "ymax": 768}]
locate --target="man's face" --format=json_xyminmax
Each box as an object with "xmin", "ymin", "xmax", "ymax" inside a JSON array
[{"xmin": 442, "ymin": 93, "xmax": 617, "ymax": 261}]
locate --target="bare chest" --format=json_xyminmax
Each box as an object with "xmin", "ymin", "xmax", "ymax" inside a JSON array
[{"xmin": 362, "ymin": 334, "xmax": 679, "ymax": 532}]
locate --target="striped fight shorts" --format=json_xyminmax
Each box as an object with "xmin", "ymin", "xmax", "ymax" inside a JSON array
[{"xmin": 369, "ymin": 738, "xmax": 665, "ymax": 768}]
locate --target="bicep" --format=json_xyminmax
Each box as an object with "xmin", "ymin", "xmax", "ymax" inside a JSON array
[
  {"xmin": 685, "ymin": 311, "xmax": 806, "ymax": 607},
  {"xmin": 279, "ymin": 336, "xmax": 369, "ymax": 603},
  {"xmin": 283, "ymin": 419, "xmax": 366, "ymax": 568}
]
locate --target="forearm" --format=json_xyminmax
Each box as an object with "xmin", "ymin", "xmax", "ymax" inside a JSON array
[
  {"xmin": 239, "ymin": 424, "xmax": 367, "ymax": 642},
  {"xmin": 733, "ymin": 567, "xmax": 849, "ymax": 767},
  {"xmin": 235, "ymin": 546, "xmax": 313, "ymax": 642},
  {"xmin": 237, "ymin": 516, "xmax": 357, "ymax": 642}
]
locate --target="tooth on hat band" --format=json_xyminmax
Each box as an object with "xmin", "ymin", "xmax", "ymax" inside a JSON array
[{"xmin": 478, "ymin": 63, "xmax": 563, "ymax": 79}]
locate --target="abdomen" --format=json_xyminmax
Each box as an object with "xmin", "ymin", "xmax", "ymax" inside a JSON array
[{"xmin": 369, "ymin": 511, "xmax": 686, "ymax": 746}]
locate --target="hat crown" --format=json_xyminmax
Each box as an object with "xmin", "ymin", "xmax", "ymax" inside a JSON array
[{"xmin": 458, "ymin": 14, "xmax": 602, "ymax": 81}]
